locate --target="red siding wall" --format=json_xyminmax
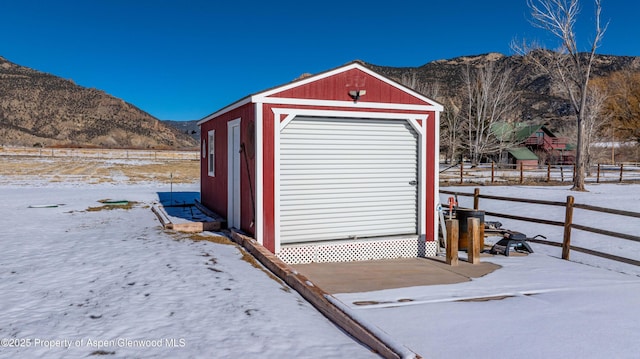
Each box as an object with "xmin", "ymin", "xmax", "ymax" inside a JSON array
[
  {"xmin": 200, "ymin": 103, "xmax": 256, "ymax": 236},
  {"xmin": 201, "ymin": 64, "xmax": 440, "ymax": 254},
  {"xmin": 271, "ymin": 68, "xmax": 434, "ymax": 106}
]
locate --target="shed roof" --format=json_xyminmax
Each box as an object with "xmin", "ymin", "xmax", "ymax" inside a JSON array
[
  {"xmin": 508, "ymin": 147, "xmax": 539, "ymax": 160},
  {"xmin": 198, "ymin": 61, "xmax": 443, "ymax": 125}
]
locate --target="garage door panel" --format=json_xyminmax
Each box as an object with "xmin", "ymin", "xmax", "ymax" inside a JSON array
[
  {"xmin": 281, "ymin": 183, "xmax": 410, "ymax": 193},
  {"xmin": 278, "ymin": 197, "xmax": 411, "ymax": 211},
  {"xmin": 281, "ymin": 192, "xmax": 417, "ymax": 202},
  {"xmin": 280, "ymin": 204, "xmax": 415, "ymax": 217},
  {"xmin": 281, "ymin": 215, "xmax": 417, "ymax": 230},
  {"xmin": 282, "ymin": 225, "xmax": 415, "ymax": 242},
  {"xmin": 281, "ymin": 169, "xmax": 415, "ymax": 177},
  {"xmin": 280, "ymin": 173, "xmax": 416, "ymax": 181},
  {"xmin": 280, "ymin": 117, "xmax": 418, "ymax": 244},
  {"xmin": 280, "ymin": 209, "xmax": 416, "ymax": 222}
]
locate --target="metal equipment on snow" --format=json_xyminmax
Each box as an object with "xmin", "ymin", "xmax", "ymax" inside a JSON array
[{"xmin": 489, "ymin": 232, "xmax": 543, "ymax": 256}]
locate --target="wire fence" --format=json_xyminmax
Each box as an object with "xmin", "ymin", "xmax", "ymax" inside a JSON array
[{"xmin": 0, "ymin": 146, "xmax": 199, "ymax": 161}]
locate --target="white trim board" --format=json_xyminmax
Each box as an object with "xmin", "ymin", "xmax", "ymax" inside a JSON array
[{"xmin": 272, "ymin": 107, "xmax": 431, "ymax": 253}]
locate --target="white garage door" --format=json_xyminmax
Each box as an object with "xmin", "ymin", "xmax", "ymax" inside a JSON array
[{"xmin": 280, "ymin": 116, "xmax": 418, "ymax": 244}]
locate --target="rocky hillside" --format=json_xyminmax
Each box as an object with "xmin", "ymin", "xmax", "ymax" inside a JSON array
[
  {"xmin": 3, "ymin": 53, "xmax": 639, "ymax": 149},
  {"xmin": 162, "ymin": 120, "xmax": 200, "ymax": 141},
  {"xmin": 0, "ymin": 56, "xmax": 197, "ymax": 149},
  {"xmin": 365, "ymin": 52, "xmax": 640, "ymax": 133}
]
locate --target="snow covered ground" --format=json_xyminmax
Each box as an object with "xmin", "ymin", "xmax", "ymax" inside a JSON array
[
  {"xmin": 334, "ymin": 184, "xmax": 640, "ymax": 359},
  {"xmin": 0, "ymin": 183, "xmax": 377, "ymax": 359},
  {"xmin": 443, "ymin": 183, "xmax": 640, "ymax": 274},
  {"xmin": 1, "ymin": 166, "xmax": 639, "ymax": 359}
]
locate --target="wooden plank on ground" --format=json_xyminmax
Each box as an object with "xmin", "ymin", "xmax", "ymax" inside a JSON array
[
  {"xmin": 152, "ymin": 204, "xmax": 221, "ymax": 232},
  {"xmin": 230, "ymin": 230, "xmax": 419, "ymax": 359}
]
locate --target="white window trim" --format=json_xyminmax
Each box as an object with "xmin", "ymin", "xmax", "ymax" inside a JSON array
[{"xmin": 208, "ymin": 130, "xmax": 215, "ymax": 177}]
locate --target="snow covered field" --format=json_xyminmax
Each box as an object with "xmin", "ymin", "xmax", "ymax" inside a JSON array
[
  {"xmin": 0, "ymin": 183, "xmax": 377, "ymax": 359},
  {"xmin": 443, "ymin": 184, "xmax": 640, "ymax": 273},
  {"xmin": 1, "ymin": 156, "xmax": 639, "ymax": 359},
  {"xmin": 334, "ymin": 184, "xmax": 640, "ymax": 359}
]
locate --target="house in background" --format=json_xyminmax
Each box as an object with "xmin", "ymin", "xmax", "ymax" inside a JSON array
[
  {"xmin": 507, "ymin": 147, "xmax": 539, "ymax": 169},
  {"xmin": 197, "ymin": 62, "xmax": 443, "ymax": 264},
  {"xmin": 493, "ymin": 123, "xmax": 575, "ymax": 167},
  {"xmin": 516, "ymin": 124, "xmax": 575, "ymax": 165}
]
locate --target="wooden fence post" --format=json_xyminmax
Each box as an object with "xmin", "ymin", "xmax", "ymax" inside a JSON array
[
  {"xmin": 619, "ymin": 163, "xmax": 624, "ymax": 183},
  {"xmin": 467, "ymin": 218, "xmax": 481, "ymax": 264},
  {"xmin": 491, "ymin": 162, "xmax": 495, "ymax": 183},
  {"xmin": 445, "ymin": 220, "xmax": 459, "ymax": 266},
  {"xmin": 473, "ymin": 188, "xmax": 480, "ymax": 210},
  {"xmin": 519, "ymin": 162, "xmax": 524, "ymax": 184},
  {"xmin": 547, "ymin": 164, "xmax": 551, "ymax": 183},
  {"xmin": 597, "ymin": 163, "xmax": 601, "ymax": 183},
  {"xmin": 459, "ymin": 162, "xmax": 464, "ymax": 184},
  {"xmin": 562, "ymin": 195, "xmax": 575, "ymax": 260},
  {"xmin": 560, "ymin": 166, "xmax": 564, "ymax": 182}
]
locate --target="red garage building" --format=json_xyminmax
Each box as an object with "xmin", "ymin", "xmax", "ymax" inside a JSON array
[{"xmin": 198, "ymin": 62, "xmax": 442, "ymax": 263}]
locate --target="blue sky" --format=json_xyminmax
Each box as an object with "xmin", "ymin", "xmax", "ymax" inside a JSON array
[{"xmin": 1, "ymin": 1, "xmax": 638, "ymax": 121}]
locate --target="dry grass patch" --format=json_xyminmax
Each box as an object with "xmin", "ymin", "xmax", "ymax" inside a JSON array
[
  {"xmin": 184, "ymin": 232, "xmax": 289, "ymax": 291},
  {"xmin": 0, "ymin": 154, "xmax": 199, "ymax": 184},
  {"xmin": 87, "ymin": 200, "xmax": 138, "ymax": 212},
  {"xmin": 187, "ymin": 233, "xmax": 235, "ymax": 245}
]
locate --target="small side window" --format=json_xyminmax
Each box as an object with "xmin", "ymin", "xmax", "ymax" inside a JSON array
[{"xmin": 208, "ymin": 130, "xmax": 215, "ymax": 176}]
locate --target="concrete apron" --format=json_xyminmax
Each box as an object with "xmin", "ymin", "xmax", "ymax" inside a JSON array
[
  {"xmin": 231, "ymin": 229, "xmax": 506, "ymax": 359},
  {"xmin": 292, "ymin": 256, "xmax": 501, "ymax": 294}
]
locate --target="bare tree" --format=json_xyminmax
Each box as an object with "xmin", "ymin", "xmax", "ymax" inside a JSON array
[
  {"xmin": 439, "ymin": 98, "xmax": 463, "ymax": 164},
  {"xmin": 400, "ymin": 71, "xmax": 441, "ymax": 100},
  {"xmin": 459, "ymin": 61, "xmax": 519, "ymax": 165},
  {"xmin": 514, "ymin": 0, "xmax": 607, "ymax": 191},
  {"xmin": 562, "ymin": 85, "xmax": 609, "ymax": 172},
  {"xmin": 584, "ymin": 85, "xmax": 608, "ymax": 171},
  {"xmin": 399, "ymin": 72, "xmax": 461, "ymax": 164}
]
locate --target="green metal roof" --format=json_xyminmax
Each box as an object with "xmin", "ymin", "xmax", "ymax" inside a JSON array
[
  {"xmin": 508, "ymin": 147, "xmax": 539, "ymax": 160},
  {"xmin": 514, "ymin": 124, "xmax": 545, "ymax": 142},
  {"xmin": 490, "ymin": 122, "xmax": 515, "ymax": 141}
]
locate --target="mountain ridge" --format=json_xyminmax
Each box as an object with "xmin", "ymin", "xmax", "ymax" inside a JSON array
[
  {"xmin": 364, "ymin": 52, "xmax": 640, "ymax": 133},
  {"xmin": 0, "ymin": 56, "xmax": 197, "ymax": 149},
  {"xmin": 2, "ymin": 52, "xmax": 639, "ymax": 149}
]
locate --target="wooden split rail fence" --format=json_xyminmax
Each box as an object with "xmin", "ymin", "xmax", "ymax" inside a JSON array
[
  {"xmin": 441, "ymin": 188, "xmax": 640, "ymax": 266},
  {"xmin": 440, "ymin": 162, "xmax": 640, "ymax": 184}
]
